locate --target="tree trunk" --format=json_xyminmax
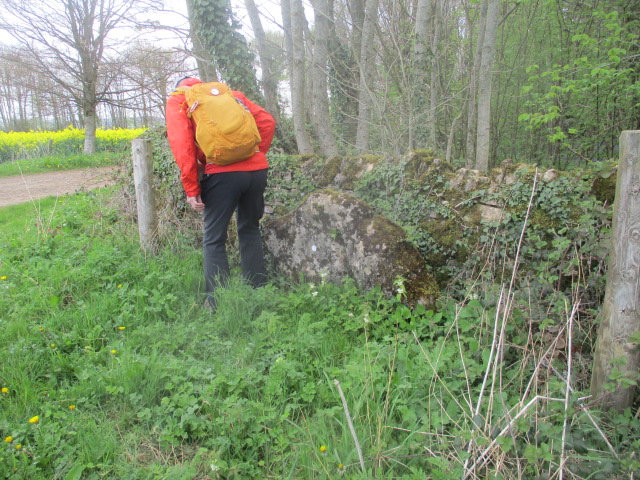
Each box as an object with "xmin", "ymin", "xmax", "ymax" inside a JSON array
[
  {"xmin": 474, "ymin": 0, "xmax": 499, "ymax": 172},
  {"xmin": 413, "ymin": 0, "xmax": 433, "ymax": 150},
  {"xmin": 465, "ymin": 0, "xmax": 484, "ymax": 168},
  {"xmin": 83, "ymin": 105, "xmax": 97, "ymax": 154},
  {"xmin": 590, "ymin": 130, "xmax": 640, "ymax": 412},
  {"xmin": 446, "ymin": 112, "xmax": 462, "ymax": 163},
  {"xmin": 350, "ymin": 0, "xmax": 366, "ymax": 64},
  {"xmin": 244, "ymin": 0, "xmax": 279, "ymax": 119},
  {"xmin": 311, "ymin": 0, "xmax": 339, "ymax": 156},
  {"xmin": 287, "ymin": 0, "xmax": 313, "ymax": 153},
  {"xmin": 185, "ymin": 0, "xmax": 218, "ymax": 82},
  {"xmin": 354, "ymin": 0, "xmax": 380, "ymax": 153},
  {"xmin": 429, "ymin": 0, "xmax": 441, "ymax": 150}
]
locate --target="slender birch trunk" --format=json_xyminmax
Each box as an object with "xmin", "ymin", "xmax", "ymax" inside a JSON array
[
  {"xmin": 354, "ymin": 0, "xmax": 380, "ymax": 153},
  {"xmin": 285, "ymin": 0, "xmax": 313, "ymax": 153},
  {"xmin": 311, "ymin": 0, "xmax": 339, "ymax": 156},
  {"xmin": 474, "ymin": 0, "xmax": 499, "ymax": 172}
]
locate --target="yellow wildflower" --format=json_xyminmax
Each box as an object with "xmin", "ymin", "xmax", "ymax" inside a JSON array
[
  {"xmin": 28, "ymin": 416, "xmax": 39, "ymax": 424},
  {"xmin": 4, "ymin": 436, "xmax": 12, "ymax": 443},
  {"xmin": 118, "ymin": 326, "xmax": 126, "ymax": 331},
  {"xmin": 110, "ymin": 349, "xmax": 117, "ymax": 355},
  {"xmin": 1, "ymin": 387, "xmax": 8, "ymax": 394},
  {"xmin": 0, "ymin": 276, "xmax": 6, "ymax": 280},
  {"xmin": 117, "ymin": 284, "xmax": 122, "ymax": 288},
  {"xmin": 15, "ymin": 444, "xmax": 22, "ymax": 450},
  {"xmin": 319, "ymin": 445, "xmax": 327, "ymax": 453},
  {"xmin": 38, "ymin": 326, "xmax": 44, "ymax": 332},
  {"xmin": 68, "ymin": 405, "xmax": 76, "ymax": 410},
  {"xmin": 50, "ymin": 344, "xmax": 55, "ymax": 348}
]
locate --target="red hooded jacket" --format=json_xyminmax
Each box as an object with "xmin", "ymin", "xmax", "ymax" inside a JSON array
[{"xmin": 165, "ymin": 77, "xmax": 276, "ymax": 197}]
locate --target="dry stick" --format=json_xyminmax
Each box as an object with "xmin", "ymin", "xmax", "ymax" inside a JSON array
[
  {"xmin": 334, "ymin": 379, "xmax": 366, "ymax": 473},
  {"xmin": 462, "ymin": 395, "xmax": 566, "ymax": 479},
  {"xmin": 462, "ymin": 286, "xmax": 506, "ymax": 473},
  {"xmin": 494, "ymin": 171, "xmax": 539, "ymax": 478},
  {"xmin": 559, "ymin": 300, "xmax": 578, "ymax": 480},
  {"xmin": 497, "ymin": 171, "xmax": 539, "ymax": 398},
  {"xmin": 546, "ymin": 362, "xmax": 619, "ymax": 459},
  {"xmin": 463, "ymin": 172, "xmax": 539, "ymax": 479}
]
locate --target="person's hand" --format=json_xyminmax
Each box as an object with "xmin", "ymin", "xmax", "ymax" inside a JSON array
[{"xmin": 187, "ymin": 195, "xmax": 205, "ymax": 212}]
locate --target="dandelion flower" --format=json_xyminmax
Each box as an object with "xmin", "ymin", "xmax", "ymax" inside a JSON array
[
  {"xmin": 4, "ymin": 436, "xmax": 12, "ymax": 443},
  {"xmin": 68, "ymin": 405, "xmax": 76, "ymax": 410},
  {"xmin": 319, "ymin": 445, "xmax": 327, "ymax": 453},
  {"xmin": 110, "ymin": 349, "xmax": 117, "ymax": 355},
  {"xmin": 28, "ymin": 416, "xmax": 39, "ymax": 424},
  {"xmin": 1, "ymin": 387, "xmax": 8, "ymax": 394},
  {"xmin": 117, "ymin": 284, "xmax": 122, "ymax": 289},
  {"xmin": 118, "ymin": 326, "xmax": 126, "ymax": 331},
  {"xmin": 15, "ymin": 444, "xmax": 22, "ymax": 450},
  {"xmin": 0, "ymin": 276, "xmax": 6, "ymax": 280},
  {"xmin": 38, "ymin": 326, "xmax": 44, "ymax": 332}
]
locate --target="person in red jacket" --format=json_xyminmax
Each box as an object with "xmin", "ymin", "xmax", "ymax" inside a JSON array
[{"xmin": 166, "ymin": 76, "xmax": 276, "ymax": 310}]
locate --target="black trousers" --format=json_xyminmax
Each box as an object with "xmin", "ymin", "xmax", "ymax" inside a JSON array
[{"xmin": 200, "ymin": 169, "xmax": 268, "ymax": 302}]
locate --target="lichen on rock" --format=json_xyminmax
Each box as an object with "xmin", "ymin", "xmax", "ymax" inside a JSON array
[{"xmin": 263, "ymin": 189, "xmax": 438, "ymax": 307}]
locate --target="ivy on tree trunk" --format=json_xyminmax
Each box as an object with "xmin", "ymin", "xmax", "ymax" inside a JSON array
[{"xmin": 188, "ymin": 0, "xmax": 261, "ymax": 100}]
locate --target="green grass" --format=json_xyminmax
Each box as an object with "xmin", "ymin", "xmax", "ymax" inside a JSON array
[
  {"xmin": 0, "ymin": 180, "xmax": 637, "ymax": 479},
  {"xmin": 0, "ymin": 152, "xmax": 122, "ymax": 178}
]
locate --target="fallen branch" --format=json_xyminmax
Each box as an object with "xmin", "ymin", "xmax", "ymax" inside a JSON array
[{"xmin": 334, "ymin": 379, "xmax": 366, "ymax": 473}]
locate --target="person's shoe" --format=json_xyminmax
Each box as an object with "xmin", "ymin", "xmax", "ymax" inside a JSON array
[{"xmin": 203, "ymin": 297, "xmax": 216, "ymax": 312}]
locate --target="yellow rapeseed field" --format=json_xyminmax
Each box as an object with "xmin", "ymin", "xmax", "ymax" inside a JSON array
[{"xmin": 0, "ymin": 126, "xmax": 146, "ymax": 161}]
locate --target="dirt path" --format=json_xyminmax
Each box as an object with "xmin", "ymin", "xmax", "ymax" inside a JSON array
[{"xmin": 0, "ymin": 166, "xmax": 122, "ymax": 208}]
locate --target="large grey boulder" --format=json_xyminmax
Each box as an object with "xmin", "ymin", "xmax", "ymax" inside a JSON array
[{"xmin": 263, "ymin": 189, "xmax": 438, "ymax": 307}]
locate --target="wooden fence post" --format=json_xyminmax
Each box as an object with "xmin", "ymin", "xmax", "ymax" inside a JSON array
[
  {"xmin": 591, "ymin": 130, "xmax": 640, "ymax": 411},
  {"xmin": 132, "ymin": 138, "xmax": 158, "ymax": 251}
]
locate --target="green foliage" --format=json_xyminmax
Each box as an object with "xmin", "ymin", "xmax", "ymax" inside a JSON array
[
  {"xmin": 265, "ymin": 153, "xmax": 319, "ymax": 214},
  {"xmin": 518, "ymin": 6, "xmax": 639, "ymax": 166},
  {"xmin": 1, "ymin": 155, "xmax": 636, "ymax": 479}
]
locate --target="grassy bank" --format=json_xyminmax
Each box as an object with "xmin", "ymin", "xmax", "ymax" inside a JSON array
[
  {"xmin": 0, "ymin": 183, "xmax": 638, "ymax": 479},
  {"xmin": 0, "ymin": 152, "xmax": 121, "ymax": 178}
]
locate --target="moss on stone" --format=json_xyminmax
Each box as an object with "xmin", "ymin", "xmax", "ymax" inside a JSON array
[
  {"xmin": 591, "ymin": 174, "xmax": 617, "ymax": 205},
  {"xmin": 357, "ymin": 153, "xmax": 384, "ymax": 164},
  {"xmin": 340, "ymin": 156, "xmax": 380, "ymax": 189},
  {"xmin": 314, "ymin": 156, "xmax": 343, "ymax": 187},
  {"xmin": 530, "ymin": 209, "xmax": 561, "ymax": 231},
  {"xmin": 408, "ymin": 149, "xmax": 437, "ymax": 162},
  {"xmin": 365, "ymin": 214, "xmax": 405, "ymax": 246},
  {"xmin": 404, "ymin": 152, "xmax": 454, "ymax": 186}
]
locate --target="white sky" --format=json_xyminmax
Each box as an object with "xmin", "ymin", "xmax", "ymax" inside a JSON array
[
  {"xmin": 149, "ymin": 0, "xmax": 288, "ymax": 45},
  {"xmin": 0, "ymin": 0, "xmax": 292, "ymax": 50}
]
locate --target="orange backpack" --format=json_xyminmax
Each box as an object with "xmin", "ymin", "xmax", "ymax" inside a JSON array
[{"xmin": 176, "ymin": 82, "xmax": 261, "ymax": 166}]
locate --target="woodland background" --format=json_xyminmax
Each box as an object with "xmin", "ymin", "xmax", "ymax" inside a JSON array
[
  {"xmin": 0, "ymin": 0, "xmax": 638, "ymax": 170},
  {"xmin": 1, "ymin": 0, "xmax": 640, "ymax": 477}
]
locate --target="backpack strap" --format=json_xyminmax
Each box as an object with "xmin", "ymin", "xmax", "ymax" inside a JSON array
[{"xmin": 170, "ymin": 86, "xmax": 191, "ymax": 96}]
